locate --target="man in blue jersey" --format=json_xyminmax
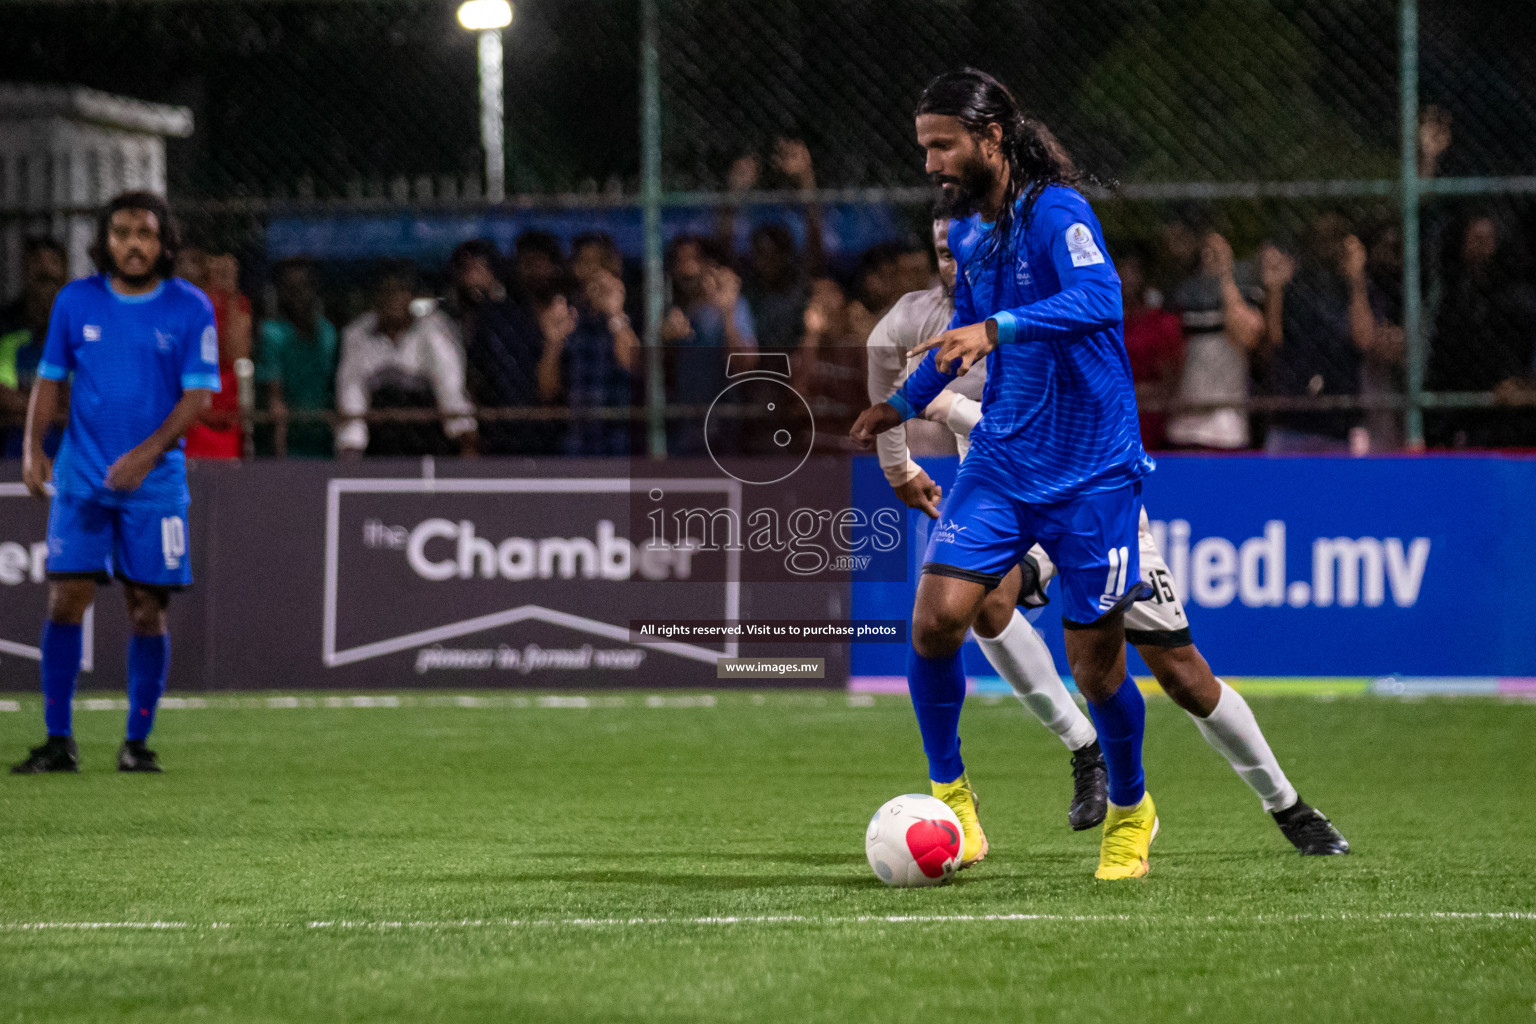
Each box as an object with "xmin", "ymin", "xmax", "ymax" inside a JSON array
[
  {"xmin": 10, "ymin": 192, "xmax": 218, "ymax": 775},
  {"xmin": 851, "ymin": 69, "xmax": 1158, "ymax": 879}
]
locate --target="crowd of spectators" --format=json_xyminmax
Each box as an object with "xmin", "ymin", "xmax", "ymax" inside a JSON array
[{"xmin": 2, "ymin": 123, "xmax": 1533, "ymax": 459}]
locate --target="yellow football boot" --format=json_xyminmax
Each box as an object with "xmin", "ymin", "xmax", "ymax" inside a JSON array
[
  {"xmin": 1095, "ymin": 792, "xmax": 1158, "ymax": 880},
  {"xmin": 932, "ymin": 774, "xmax": 988, "ymax": 868}
]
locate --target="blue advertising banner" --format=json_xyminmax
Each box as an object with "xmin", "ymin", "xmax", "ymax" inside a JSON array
[
  {"xmin": 852, "ymin": 454, "xmax": 1536, "ymax": 687},
  {"xmin": 267, "ymin": 203, "xmax": 908, "ymax": 271}
]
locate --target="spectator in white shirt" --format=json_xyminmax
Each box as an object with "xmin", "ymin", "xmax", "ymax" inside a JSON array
[{"xmin": 335, "ymin": 260, "xmax": 479, "ymax": 456}]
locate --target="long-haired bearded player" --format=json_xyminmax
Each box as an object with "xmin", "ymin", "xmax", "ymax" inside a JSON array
[
  {"xmin": 853, "ymin": 68, "xmax": 1159, "ymax": 878},
  {"xmin": 866, "ymin": 205, "xmax": 1348, "ymax": 863},
  {"xmin": 11, "ymin": 192, "xmax": 217, "ymax": 775}
]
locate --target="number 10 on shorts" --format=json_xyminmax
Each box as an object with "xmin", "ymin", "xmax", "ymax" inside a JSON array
[{"xmin": 161, "ymin": 516, "xmax": 186, "ymax": 569}]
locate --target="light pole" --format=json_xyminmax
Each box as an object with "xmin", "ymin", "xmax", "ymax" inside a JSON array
[{"xmin": 458, "ymin": 0, "xmax": 513, "ymax": 203}]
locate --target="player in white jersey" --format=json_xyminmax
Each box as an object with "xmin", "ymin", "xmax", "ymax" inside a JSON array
[{"xmin": 867, "ymin": 215, "xmax": 1349, "ymax": 856}]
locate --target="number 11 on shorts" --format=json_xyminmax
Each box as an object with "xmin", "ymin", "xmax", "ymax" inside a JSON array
[{"xmin": 1100, "ymin": 545, "xmax": 1130, "ymax": 610}]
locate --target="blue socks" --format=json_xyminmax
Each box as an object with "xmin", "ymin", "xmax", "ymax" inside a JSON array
[
  {"xmin": 126, "ymin": 634, "xmax": 170, "ymax": 743},
  {"xmin": 40, "ymin": 621, "xmax": 83, "ymax": 737},
  {"xmin": 39, "ymin": 624, "xmax": 171, "ymax": 743},
  {"xmin": 1085, "ymin": 674, "xmax": 1147, "ymax": 807},
  {"xmin": 907, "ymin": 647, "xmax": 967, "ymax": 783}
]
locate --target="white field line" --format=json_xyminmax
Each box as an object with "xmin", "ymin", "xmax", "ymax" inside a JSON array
[
  {"xmin": 0, "ymin": 693, "xmax": 741, "ymax": 713},
  {"xmin": 3, "ymin": 911, "xmax": 1533, "ymax": 934}
]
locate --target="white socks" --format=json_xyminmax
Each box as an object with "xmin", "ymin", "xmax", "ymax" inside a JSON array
[
  {"xmin": 976, "ymin": 609, "xmax": 1097, "ymax": 751},
  {"xmin": 1189, "ymin": 680, "xmax": 1298, "ymax": 813},
  {"xmin": 975, "ymin": 615, "xmax": 1298, "ymax": 813}
]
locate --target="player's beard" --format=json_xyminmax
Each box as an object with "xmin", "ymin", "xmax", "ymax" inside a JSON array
[
  {"xmin": 109, "ymin": 250, "xmax": 161, "ymax": 289},
  {"xmin": 931, "ymin": 154, "xmax": 996, "ymax": 219}
]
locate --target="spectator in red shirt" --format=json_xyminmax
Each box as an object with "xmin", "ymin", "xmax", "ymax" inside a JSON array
[
  {"xmin": 177, "ymin": 247, "xmax": 250, "ymax": 459},
  {"xmin": 1119, "ymin": 251, "xmax": 1183, "ymax": 451}
]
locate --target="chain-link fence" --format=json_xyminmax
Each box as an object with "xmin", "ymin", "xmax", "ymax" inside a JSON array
[{"xmin": 1, "ymin": 0, "xmax": 1533, "ymax": 459}]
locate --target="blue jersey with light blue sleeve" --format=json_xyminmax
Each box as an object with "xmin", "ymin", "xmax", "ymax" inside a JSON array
[
  {"xmin": 890, "ymin": 184, "xmax": 1152, "ymax": 504},
  {"xmin": 38, "ymin": 275, "xmax": 220, "ymax": 507}
]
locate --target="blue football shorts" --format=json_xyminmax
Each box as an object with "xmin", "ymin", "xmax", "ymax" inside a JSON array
[
  {"xmin": 45, "ymin": 492, "xmax": 193, "ymax": 589},
  {"xmin": 921, "ymin": 468, "xmax": 1147, "ymax": 628}
]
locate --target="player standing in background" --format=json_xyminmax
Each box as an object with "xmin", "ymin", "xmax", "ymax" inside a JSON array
[
  {"xmin": 10, "ymin": 191, "xmax": 218, "ymax": 774},
  {"xmin": 870, "ymin": 220, "xmax": 1348, "ymax": 855},
  {"xmin": 852, "ymin": 69, "xmax": 1156, "ymax": 879}
]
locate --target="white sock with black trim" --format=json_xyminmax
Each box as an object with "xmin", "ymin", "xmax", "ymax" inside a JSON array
[
  {"xmin": 1189, "ymin": 679, "xmax": 1298, "ymax": 813},
  {"xmin": 976, "ymin": 609, "xmax": 1097, "ymax": 751}
]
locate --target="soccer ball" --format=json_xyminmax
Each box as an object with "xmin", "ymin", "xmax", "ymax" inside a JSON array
[{"xmin": 865, "ymin": 794, "xmax": 964, "ymax": 887}]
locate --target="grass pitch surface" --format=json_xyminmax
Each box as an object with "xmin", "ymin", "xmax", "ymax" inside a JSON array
[{"xmin": 1, "ymin": 690, "xmax": 1533, "ymax": 1023}]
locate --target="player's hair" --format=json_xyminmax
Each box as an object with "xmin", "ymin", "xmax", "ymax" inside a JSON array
[
  {"xmin": 90, "ymin": 191, "xmax": 180, "ymax": 279},
  {"xmin": 916, "ymin": 68, "xmax": 1079, "ymax": 261}
]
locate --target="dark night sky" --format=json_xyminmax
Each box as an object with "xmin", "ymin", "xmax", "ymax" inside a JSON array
[{"xmin": 0, "ymin": 0, "xmax": 1530, "ymax": 197}]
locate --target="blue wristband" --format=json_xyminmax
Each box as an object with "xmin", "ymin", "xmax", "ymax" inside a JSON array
[{"xmin": 990, "ymin": 311, "xmax": 1020, "ymax": 345}]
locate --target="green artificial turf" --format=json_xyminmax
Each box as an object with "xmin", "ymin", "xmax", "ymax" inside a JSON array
[{"xmin": 1, "ymin": 690, "xmax": 1533, "ymax": 1023}]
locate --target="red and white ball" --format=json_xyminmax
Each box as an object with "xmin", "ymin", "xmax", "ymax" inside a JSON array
[{"xmin": 865, "ymin": 794, "xmax": 964, "ymax": 887}]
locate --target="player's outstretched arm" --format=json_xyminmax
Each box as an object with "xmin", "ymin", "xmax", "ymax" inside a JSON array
[
  {"xmin": 21, "ymin": 378, "xmax": 62, "ymax": 500},
  {"xmin": 104, "ymin": 389, "xmax": 213, "ymax": 493},
  {"xmin": 911, "ymin": 320, "xmax": 996, "ymax": 377},
  {"xmin": 983, "ymin": 200, "xmax": 1123, "ymax": 345},
  {"xmin": 986, "ymin": 277, "xmax": 1121, "ymax": 344}
]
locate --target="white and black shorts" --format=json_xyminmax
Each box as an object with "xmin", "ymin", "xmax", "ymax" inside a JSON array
[{"xmin": 1018, "ymin": 507, "xmax": 1191, "ymax": 648}]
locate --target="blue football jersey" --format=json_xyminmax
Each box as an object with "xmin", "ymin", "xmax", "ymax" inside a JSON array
[
  {"xmin": 38, "ymin": 274, "xmax": 220, "ymax": 506},
  {"xmin": 891, "ymin": 184, "xmax": 1152, "ymax": 504}
]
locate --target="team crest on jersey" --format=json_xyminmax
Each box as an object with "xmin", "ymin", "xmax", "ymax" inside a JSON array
[
  {"xmin": 82, "ymin": 324, "xmax": 101, "ymax": 341},
  {"xmin": 155, "ymin": 329, "xmax": 175, "ymax": 352}
]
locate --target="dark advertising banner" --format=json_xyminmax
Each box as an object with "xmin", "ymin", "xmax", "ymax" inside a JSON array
[{"xmin": 0, "ymin": 459, "xmax": 867, "ymax": 692}]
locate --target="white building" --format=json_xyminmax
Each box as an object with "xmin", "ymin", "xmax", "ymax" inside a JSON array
[{"xmin": 0, "ymin": 84, "xmax": 193, "ymax": 298}]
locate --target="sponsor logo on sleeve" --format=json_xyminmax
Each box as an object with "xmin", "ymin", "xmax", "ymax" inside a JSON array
[{"xmin": 1065, "ymin": 223, "xmax": 1105, "ymax": 267}]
